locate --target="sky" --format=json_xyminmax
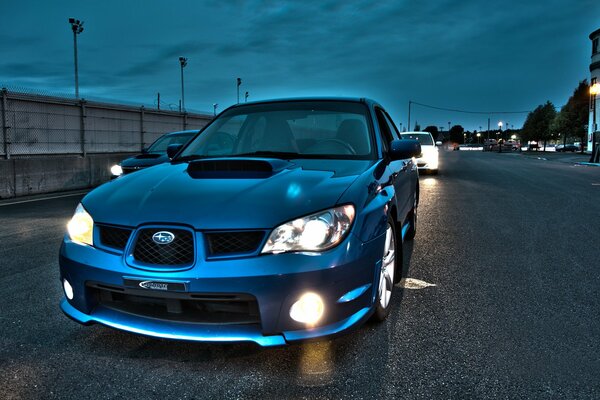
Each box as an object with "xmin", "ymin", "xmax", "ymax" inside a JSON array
[{"xmin": 1, "ymin": 0, "xmax": 599, "ymax": 131}]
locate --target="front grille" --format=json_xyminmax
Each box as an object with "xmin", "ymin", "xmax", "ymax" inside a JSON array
[
  {"xmin": 98, "ymin": 225, "xmax": 132, "ymax": 250},
  {"xmin": 205, "ymin": 231, "xmax": 265, "ymax": 256},
  {"xmin": 132, "ymin": 228, "xmax": 194, "ymax": 266},
  {"xmin": 88, "ymin": 283, "xmax": 261, "ymax": 325}
]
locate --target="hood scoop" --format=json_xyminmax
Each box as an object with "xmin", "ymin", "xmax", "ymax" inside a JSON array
[{"xmin": 186, "ymin": 158, "xmax": 289, "ymax": 179}]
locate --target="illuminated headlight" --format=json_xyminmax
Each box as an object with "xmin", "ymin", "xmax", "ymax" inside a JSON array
[
  {"xmin": 422, "ymin": 149, "xmax": 439, "ymax": 167},
  {"xmin": 289, "ymin": 292, "xmax": 324, "ymax": 324},
  {"xmin": 110, "ymin": 164, "xmax": 123, "ymax": 176},
  {"xmin": 63, "ymin": 279, "xmax": 74, "ymax": 300},
  {"xmin": 262, "ymin": 205, "xmax": 355, "ymax": 254},
  {"xmin": 67, "ymin": 203, "xmax": 94, "ymax": 246}
]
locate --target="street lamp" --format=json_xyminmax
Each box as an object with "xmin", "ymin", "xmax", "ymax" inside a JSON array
[
  {"xmin": 245, "ymin": 91, "xmax": 249, "ymax": 102},
  {"xmin": 213, "ymin": 103, "xmax": 218, "ymax": 116},
  {"xmin": 237, "ymin": 78, "xmax": 242, "ymax": 104},
  {"xmin": 68, "ymin": 18, "xmax": 84, "ymax": 99},
  {"xmin": 590, "ymin": 83, "xmax": 600, "ymax": 162},
  {"xmin": 476, "ymin": 132, "xmax": 481, "ymax": 144},
  {"xmin": 179, "ymin": 57, "xmax": 187, "ymax": 112}
]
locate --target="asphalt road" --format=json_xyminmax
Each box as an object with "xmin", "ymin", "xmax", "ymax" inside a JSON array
[{"xmin": 1, "ymin": 151, "xmax": 599, "ymax": 399}]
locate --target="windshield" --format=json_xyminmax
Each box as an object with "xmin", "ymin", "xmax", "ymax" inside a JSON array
[
  {"xmin": 178, "ymin": 101, "xmax": 374, "ymax": 160},
  {"xmin": 401, "ymin": 133, "xmax": 434, "ymax": 146},
  {"xmin": 148, "ymin": 132, "xmax": 196, "ymax": 153}
]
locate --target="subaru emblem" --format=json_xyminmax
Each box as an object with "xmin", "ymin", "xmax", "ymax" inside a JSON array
[{"xmin": 152, "ymin": 231, "xmax": 175, "ymax": 245}]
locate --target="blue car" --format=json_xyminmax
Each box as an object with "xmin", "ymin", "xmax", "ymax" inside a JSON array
[
  {"xmin": 60, "ymin": 98, "xmax": 421, "ymax": 346},
  {"xmin": 110, "ymin": 130, "xmax": 199, "ymax": 178}
]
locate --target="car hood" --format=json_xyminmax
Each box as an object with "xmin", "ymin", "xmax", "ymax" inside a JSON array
[
  {"xmin": 120, "ymin": 153, "xmax": 168, "ymax": 168},
  {"xmin": 84, "ymin": 158, "xmax": 374, "ymax": 230}
]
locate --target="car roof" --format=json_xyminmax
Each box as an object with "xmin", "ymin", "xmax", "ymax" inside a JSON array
[
  {"xmin": 401, "ymin": 131, "xmax": 434, "ymax": 136},
  {"xmin": 227, "ymin": 97, "xmax": 377, "ymax": 109}
]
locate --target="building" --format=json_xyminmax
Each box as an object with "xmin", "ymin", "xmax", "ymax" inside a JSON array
[{"xmin": 588, "ymin": 28, "xmax": 600, "ymax": 160}]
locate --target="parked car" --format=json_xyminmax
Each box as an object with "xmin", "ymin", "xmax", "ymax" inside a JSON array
[
  {"xmin": 556, "ymin": 144, "xmax": 579, "ymax": 152},
  {"xmin": 60, "ymin": 98, "xmax": 421, "ymax": 346},
  {"xmin": 400, "ymin": 131, "xmax": 438, "ymax": 174},
  {"xmin": 110, "ymin": 130, "xmax": 199, "ymax": 177}
]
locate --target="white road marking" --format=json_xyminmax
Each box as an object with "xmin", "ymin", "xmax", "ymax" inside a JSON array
[
  {"xmin": 0, "ymin": 191, "xmax": 88, "ymax": 207},
  {"xmin": 399, "ymin": 278, "xmax": 436, "ymax": 290}
]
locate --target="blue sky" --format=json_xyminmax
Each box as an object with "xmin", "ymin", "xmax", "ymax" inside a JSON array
[{"xmin": 1, "ymin": 0, "xmax": 599, "ymax": 130}]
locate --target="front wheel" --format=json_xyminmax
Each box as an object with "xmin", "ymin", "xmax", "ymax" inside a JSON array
[{"xmin": 371, "ymin": 217, "xmax": 399, "ymax": 322}]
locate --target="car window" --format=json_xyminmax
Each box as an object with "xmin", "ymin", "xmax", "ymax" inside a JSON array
[
  {"xmin": 375, "ymin": 108, "xmax": 394, "ymax": 152},
  {"xmin": 179, "ymin": 101, "xmax": 374, "ymax": 159},
  {"xmin": 383, "ymin": 112, "xmax": 401, "ymax": 140},
  {"xmin": 147, "ymin": 132, "xmax": 196, "ymax": 153},
  {"xmin": 400, "ymin": 133, "xmax": 434, "ymax": 146}
]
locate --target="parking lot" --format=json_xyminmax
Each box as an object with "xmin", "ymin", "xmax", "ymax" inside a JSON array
[{"xmin": 1, "ymin": 150, "xmax": 599, "ymax": 399}]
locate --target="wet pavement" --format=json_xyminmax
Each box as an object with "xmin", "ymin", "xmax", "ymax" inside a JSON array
[{"xmin": 1, "ymin": 150, "xmax": 599, "ymax": 399}]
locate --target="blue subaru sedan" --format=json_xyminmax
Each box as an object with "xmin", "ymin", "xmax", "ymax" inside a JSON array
[{"xmin": 60, "ymin": 98, "xmax": 421, "ymax": 346}]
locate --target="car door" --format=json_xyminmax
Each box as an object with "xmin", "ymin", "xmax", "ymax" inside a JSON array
[{"xmin": 374, "ymin": 107, "xmax": 412, "ymax": 225}]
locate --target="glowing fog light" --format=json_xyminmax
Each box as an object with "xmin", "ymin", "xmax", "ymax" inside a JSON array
[
  {"xmin": 63, "ymin": 279, "xmax": 74, "ymax": 300},
  {"xmin": 110, "ymin": 164, "xmax": 123, "ymax": 176},
  {"xmin": 290, "ymin": 292, "xmax": 324, "ymax": 325},
  {"xmin": 67, "ymin": 203, "xmax": 94, "ymax": 246}
]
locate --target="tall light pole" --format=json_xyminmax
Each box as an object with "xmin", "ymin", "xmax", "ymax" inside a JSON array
[
  {"xmin": 68, "ymin": 18, "xmax": 84, "ymax": 99},
  {"xmin": 245, "ymin": 91, "xmax": 249, "ymax": 102},
  {"xmin": 590, "ymin": 83, "xmax": 600, "ymax": 162},
  {"xmin": 237, "ymin": 78, "xmax": 242, "ymax": 104},
  {"xmin": 213, "ymin": 103, "xmax": 218, "ymax": 116},
  {"xmin": 498, "ymin": 121, "xmax": 503, "ymax": 153},
  {"xmin": 179, "ymin": 57, "xmax": 187, "ymax": 112}
]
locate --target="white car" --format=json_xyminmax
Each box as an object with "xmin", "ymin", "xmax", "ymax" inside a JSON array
[{"xmin": 401, "ymin": 132, "xmax": 439, "ymax": 174}]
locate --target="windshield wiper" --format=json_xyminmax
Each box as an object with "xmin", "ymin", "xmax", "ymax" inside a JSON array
[{"xmin": 228, "ymin": 151, "xmax": 302, "ymax": 159}]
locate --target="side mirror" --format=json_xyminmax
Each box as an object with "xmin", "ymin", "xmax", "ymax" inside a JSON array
[
  {"xmin": 435, "ymin": 141, "xmax": 442, "ymax": 146},
  {"xmin": 389, "ymin": 139, "xmax": 421, "ymax": 161},
  {"xmin": 167, "ymin": 143, "xmax": 184, "ymax": 159}
]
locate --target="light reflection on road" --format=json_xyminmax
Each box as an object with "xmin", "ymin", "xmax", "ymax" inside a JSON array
[{"xmin": 296, "ymin": 340, "xmax": 334, "ymax": 387}]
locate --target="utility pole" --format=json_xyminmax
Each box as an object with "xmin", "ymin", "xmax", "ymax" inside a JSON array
[
  {"xmin": 157, "ymin": 92, "xmax": 160, "ymax": 110},
  {"xmin": 237, "ymin": 78, "xmax": 242, "ymax": 104},
  {"xmin": 68, "ymin": 18, "xmax": 84, "ymax": 99},
  {"xmin": 407, "ymin": 101, "xmax": 411, "ymax": 132},
  {"xmin": 179, "ymin": 57, "xmax": 187, "ymax": 112}
]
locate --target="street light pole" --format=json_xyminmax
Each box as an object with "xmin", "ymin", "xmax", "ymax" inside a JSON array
[
  {"xmin": 213, "ymin": 103, "xmax": 218, "ymax": 117},
  {"xmin": 237, "ymin": 78, "xmax": 242, "ymax": 104},
  {"xmin": 179, "ymin": 57, "xmax": 187, "ymax": 112},
  {"xmin": 68, "ymin": 18, "xmax": 84, "ymax": 99},
  {"xmin": 245, "ymin": 91, "xmax": 249, "ymax": 102},
  {"xmin": 590, "ymin": 83, "xmax": 600, "ymax": 163},
  {"xmin": 498, "ymin": 121, "xmax": 503, "ymax": 152}
]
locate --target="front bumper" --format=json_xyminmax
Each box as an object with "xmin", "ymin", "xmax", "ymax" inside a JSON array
[
  {"xmin": 59, "ymin": 232, "xmax": 384, "ymax": 346},
  {"xmin": 415, "ymin": 155, "xmax": 439, "ymax": 170}
]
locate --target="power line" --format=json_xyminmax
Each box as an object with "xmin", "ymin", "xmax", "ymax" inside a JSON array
[{"xmin": 409, "ymin": 101, "xmax": 531, "ymax": 115}]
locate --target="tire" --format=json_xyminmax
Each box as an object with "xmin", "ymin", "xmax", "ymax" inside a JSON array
[
  {"xmin": 371, "ymin": 216, "xmax": 399, "ymax": 322},
  {"xmin": 404, "ymin": 193, "xmax": 418, "ymax": 241}
]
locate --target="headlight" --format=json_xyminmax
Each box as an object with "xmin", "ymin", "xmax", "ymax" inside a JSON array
[
  {"xmin": 67, "ymin": 203, "xmax": 94, "ymax": 246},
  {"xmin": 262, "ymin": 205, "xmax": 355, "ymax": 254},
  {"xmin": 110, "ymin": 164, "xmax": 123, "ymax": 176}
]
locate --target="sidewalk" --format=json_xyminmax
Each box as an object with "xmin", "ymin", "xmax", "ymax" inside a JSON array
[{"xmin": 518, "ymin": 151, "xmax": 599, "ymax": 166}]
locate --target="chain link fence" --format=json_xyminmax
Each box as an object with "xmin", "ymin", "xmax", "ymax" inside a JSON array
[{"xmin": 0, "ymin": 87, "xmax": 213, "ymax": 158}]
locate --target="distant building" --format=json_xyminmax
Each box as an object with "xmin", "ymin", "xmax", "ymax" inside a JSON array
[{"xmin": 588, "ymin": 28, "xmax": 600, "ymax": 154}]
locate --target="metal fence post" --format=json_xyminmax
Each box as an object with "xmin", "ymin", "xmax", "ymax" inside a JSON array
[
  {"xmin": 80, "ymin": 100, "xmax": 86, "ymax": 157},
  {"xmin": 140, "ymin": 106, "xmax": 145, "ymax": 151},
  {"xmin": 1, "ymin": 88, "xmax": 9, "ymax": 159}
]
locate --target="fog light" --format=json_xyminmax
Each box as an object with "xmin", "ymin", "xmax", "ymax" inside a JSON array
[
  {"xmin": 290, "ymin": 292, "xmax": 324, "ymax": 325},
  {"xmin": 63, "ymin": 279, "xmax": 74, "ymax": 300},
  {"xmin": 110, "ymin": 164, "xmax": 123, "ymax": 176}
]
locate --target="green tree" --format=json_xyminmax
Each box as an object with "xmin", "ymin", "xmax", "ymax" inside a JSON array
[
  {"xmin": 449, "ymin": 125, "xmax": 465, "ymax": 144},
  {"xmin": 521, "ymin": 101, "xmax": 557, "ymax": 149},
  {"xmin": 550, "ymin": 80, "xmax": 588, "ymax": 152}
]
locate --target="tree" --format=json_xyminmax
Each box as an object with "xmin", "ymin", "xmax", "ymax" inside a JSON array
[
  {"xmin": 449, "ymin": 125, "xmax": 465, "ymax": 144},
  {"xmin": 550, "ymin": 80, "xmax": 588, "ymax": 152},
  {"xmin": 423, "ymin": 125, "xmax": 440, "ymax": 140},
  {"xmin": 521, "ymin": 101, "xmax": 557, "ymax": 149}
]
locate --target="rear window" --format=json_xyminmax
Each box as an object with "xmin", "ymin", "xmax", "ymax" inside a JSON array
[{"xmin": 401, "ymin": 133, "xmax": 433, "ymax": 146}]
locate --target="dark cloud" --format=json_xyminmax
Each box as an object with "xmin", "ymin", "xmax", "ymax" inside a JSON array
[{"xmin": 0, "ymin": 0, "xmax": 598, "ymax": 128}]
